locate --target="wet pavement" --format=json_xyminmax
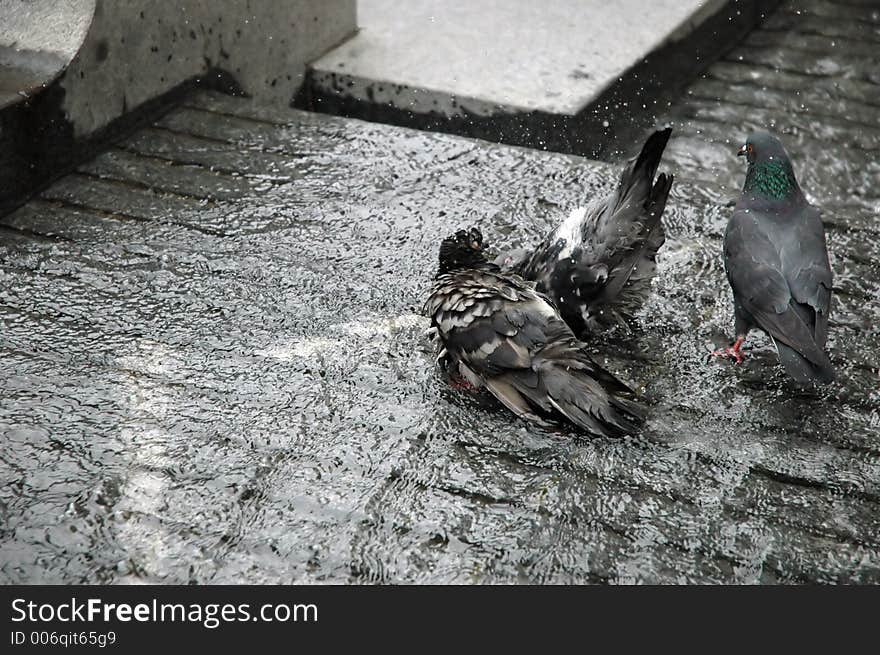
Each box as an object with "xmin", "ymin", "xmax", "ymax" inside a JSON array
[
  {"xmin": 659, "ymin": 0, "xmax": 880, "ymax": 217},
  {"xmin": 2, "ymin": 1, "xmax": 880, "ymax": 583}
]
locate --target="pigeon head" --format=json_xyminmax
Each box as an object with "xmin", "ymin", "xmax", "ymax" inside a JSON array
[
  {"xmin": 738, "ymin": 131, "xmax": 800, "ymax": 201},
  {"xmin": 737, "ymin": 131, "xmax": 789, "ymax": 164},
  {"xmin": 437, "ymin": 227, "xmax": 489, "ymax": 275}
]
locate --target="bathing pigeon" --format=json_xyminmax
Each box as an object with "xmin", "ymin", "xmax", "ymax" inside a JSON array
[
  {"xmin": 424, "ymin": 227, "xmax": 645, "ymax": 437},
  {"xmin": 497, "ymin": 128, "xmax": 674, "ymax": 336},
  {"xmin": 714, "ymin": 131, "xmax": 835, "ymax": 384}
]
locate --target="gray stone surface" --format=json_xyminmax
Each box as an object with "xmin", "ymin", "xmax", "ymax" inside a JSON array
[
  {"xmin": 1, "ymin": 90, "xmax": 879, "ymax": 584},
  {"xmin": 0, "ymin": 0, "xmax": 94, "ymax": 58},
  {"xmin": 311, "ymin": 0, "xmax": 726, "ymax": 117}
]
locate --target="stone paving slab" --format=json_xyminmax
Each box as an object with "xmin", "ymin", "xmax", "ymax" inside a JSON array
[{"xmin": 0, "ymin": 0, "xmax": 357, "ymax": 219}]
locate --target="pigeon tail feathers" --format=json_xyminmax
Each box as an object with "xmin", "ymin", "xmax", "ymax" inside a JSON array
[
  {"xmin": 507, "ymin": 346, "xmax": 646, "ymax": 438},
  {"xmin": 773, "ymin": 339, "xmax": 836, "ymax": 385}
]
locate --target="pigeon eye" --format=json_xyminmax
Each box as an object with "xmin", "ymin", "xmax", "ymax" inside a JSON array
[{"xmin": 747, "ymin": 143, "xmax": 754, "ymax": 154}]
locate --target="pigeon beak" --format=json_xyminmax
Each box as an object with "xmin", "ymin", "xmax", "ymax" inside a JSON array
[{"xmin": 737, "ymin": 144, "xmax": 748, "ymax": 157}]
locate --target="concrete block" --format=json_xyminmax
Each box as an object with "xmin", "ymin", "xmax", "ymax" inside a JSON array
[
  {"xmin": 302, "ymin": 0, "xmax": 780, "ymax": 158},
  {"xmin": 60, "ymin": 0, "xmax": 357, "ymax": 138},
  {"xmin": 0, "ymin": 0, "xmax": 95, "ymax": 108},
  {"xmin": 0, "ymin": 0, "xmax": 356, "ymax": 215}
]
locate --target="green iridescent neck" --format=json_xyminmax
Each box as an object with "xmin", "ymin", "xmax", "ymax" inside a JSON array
[{"xmin": 743, "ymin": 160, "xmax": 798, "ymax": 200}]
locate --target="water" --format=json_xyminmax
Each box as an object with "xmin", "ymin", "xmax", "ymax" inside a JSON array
[
  {"xmin": 2, "ymin": 1, "xmax": 880, "ymax": 582},
  {"xmin": 1, "ymin": 88, "xmax": 878, "ymax": 584}
]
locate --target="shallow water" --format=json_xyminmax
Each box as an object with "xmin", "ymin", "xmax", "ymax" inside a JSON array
[{"xmin": 1, "ymin": 83, "xmax": 878, "ymax": 583}]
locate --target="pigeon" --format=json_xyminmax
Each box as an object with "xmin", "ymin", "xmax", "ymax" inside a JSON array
[
  {"xmin": 714, "ymin": 131, "xmax": 835, "ymax": 384},
  {"xmin": 424, "ymin": 227, "xmax": 645, "ymax": 437},
  {"xmin": 496, "ymin": 128, "xmax": 674, "ymax": 336}
]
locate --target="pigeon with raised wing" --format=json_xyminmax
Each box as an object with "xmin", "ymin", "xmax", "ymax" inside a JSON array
[{"xmin": 497, "ymin": 128, "xmax": 674, "ymax": 335}]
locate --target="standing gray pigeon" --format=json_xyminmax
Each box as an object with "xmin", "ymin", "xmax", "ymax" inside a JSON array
[
  {"xmin": 424, "ymin": 227, "xmax": 645, "ymax": 437},
  {"xmin": 714, "ymin": 131, "xmax": 835, "ymax": 384},
  {"xmin": 496, "ymin": 128, "xmax": 674, "ymax": 335}
]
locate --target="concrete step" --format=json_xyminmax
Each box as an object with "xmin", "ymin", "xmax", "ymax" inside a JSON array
[{"xmin": 300, "ymin": 0, "xmax": 779, "ymax": 159}]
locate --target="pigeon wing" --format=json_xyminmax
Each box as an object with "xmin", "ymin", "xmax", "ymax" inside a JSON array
[
  {"xmin": 515, "ymin": 128, "xmax": 673, "ymax": 334},
  {"xmin": 425, "ymin": 270, "xmax": 643, "ymax": 436},
  {"xmin": 780, "ymin": 204, "xmax": 833, "ymax": 348},
  {"xmin": 724, "ymin": 210, "xmax": 832, "ymax": 372}
]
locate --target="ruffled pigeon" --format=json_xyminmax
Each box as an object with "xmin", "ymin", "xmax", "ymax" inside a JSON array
[{"xmin": 424, "ymin": 227, "xmax": 645, "ymax": 437}]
